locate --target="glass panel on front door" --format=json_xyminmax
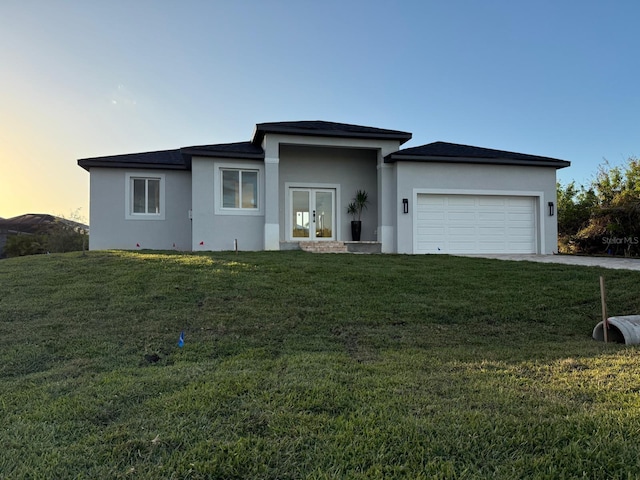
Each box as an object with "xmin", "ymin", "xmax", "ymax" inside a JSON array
[
  {"xmin": 315, "ymin": 191, "xmax": 333, "ymax": 238},
  {"xmin": 290, "ymin": 188, "xmax": 335, "ymax": 240},
  {"xmin": 292, "ymin": 190, "xmax": 310, "ymax": 238}
]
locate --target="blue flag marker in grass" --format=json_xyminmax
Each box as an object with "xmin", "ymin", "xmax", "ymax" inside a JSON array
[{"xmin": 178, "ymin": 331, "xmax": 185, "ymax": 348}]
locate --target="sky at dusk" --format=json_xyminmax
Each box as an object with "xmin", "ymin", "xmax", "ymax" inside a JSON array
[{"xmin": 1, "ymin": 0, "xmax": 639, "ymax": 222}]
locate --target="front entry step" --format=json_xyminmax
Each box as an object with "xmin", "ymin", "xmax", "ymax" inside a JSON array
[
  {"xmin": 299, "ymin": 241, "xmax": 347, "ymax": 253},
  {"xmin": 297, "ymin": 241, "xmax": 382, "ymax": 254}
]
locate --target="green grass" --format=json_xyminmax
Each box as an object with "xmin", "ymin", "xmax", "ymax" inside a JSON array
[{"xmin": 1, "ymin": 251, "xmax": 640, "ymax": 478}]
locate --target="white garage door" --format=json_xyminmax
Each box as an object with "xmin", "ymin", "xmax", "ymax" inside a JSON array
[{"xmin": 415, "ymin": 194, "xmax": 537, "ymax": 254}]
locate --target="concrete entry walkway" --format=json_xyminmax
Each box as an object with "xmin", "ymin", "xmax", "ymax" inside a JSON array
[{"xmin": 457, "ymin": 254, "xmax": 640, "ymax": 271}]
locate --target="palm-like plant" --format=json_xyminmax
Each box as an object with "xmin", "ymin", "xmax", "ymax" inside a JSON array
[{"xmin": 347, "ymin": 189, "xmax": 369, "ymax": 221}]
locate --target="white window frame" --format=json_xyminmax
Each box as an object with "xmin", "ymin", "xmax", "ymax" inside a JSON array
[
  {"xmin": 125, "ymin": 172, "xmax": 166, "ymax": 220},
  {"xmin": 214, "ymin": 161, "xmax": 264, "ymax": 216}
]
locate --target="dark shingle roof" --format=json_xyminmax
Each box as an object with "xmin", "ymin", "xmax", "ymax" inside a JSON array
[
  {"xmin": 253, "ymin": 121, "xmax": 412, "ymax": 145},
  {"xmin": 78, "ymin": 141, "xmax": 266, "ymax": 171},
  {"xmin": 78, "ymin": 149, "xmax": 188, "ymax": 171},
  {"xmin": 385, "ymin": 141, "xmax": 570, "ymax": 168},
  {"xmin": 78, "ymin": 121, "xmax": 413, "ymax": 171},
  {"xmin": 181, "ymin": 142, "xmax": 264, "ymax": 160}
]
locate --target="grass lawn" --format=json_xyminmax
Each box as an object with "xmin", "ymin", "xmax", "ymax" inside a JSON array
[{"xmin": 1, "ymin": 251, "xmax": 640, "ymax": 478}]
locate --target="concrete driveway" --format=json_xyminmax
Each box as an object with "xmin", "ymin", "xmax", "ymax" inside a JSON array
[{"xmin": 458, "ymin": 254, "xmax": 640, "ymax": 271}]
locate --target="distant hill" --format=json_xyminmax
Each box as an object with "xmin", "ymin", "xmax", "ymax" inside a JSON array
[
  {"xmin": 0, "ymin": 214, "xmax": 89, "ymax": 258},
  {"xmin": 0, "ymin": 213, "xmax": 88, "ymax": 235}
]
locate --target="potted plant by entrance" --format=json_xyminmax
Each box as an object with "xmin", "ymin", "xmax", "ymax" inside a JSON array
[{"xmin": 347, "ymin": 189, "xmax": 369, "ymax": 241}]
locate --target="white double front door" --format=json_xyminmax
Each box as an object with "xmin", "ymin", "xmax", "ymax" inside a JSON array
[{"xmin": 290, "ymin": 188, "xmax": 336, "ymax": 240}]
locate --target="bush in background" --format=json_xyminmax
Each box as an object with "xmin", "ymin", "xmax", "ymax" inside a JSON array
[
  {"xmin": 4, "ymin": 234, "xmax": 48, "ymax": 257},
  {"xmin": 558, "ymin": 157, "xmax": 640, "ymax": 256},
  {"xmin": 4, "ymin": 218, "xmax": 88, "ymax": 258}
]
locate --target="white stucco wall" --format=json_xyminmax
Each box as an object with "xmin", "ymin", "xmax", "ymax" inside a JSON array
[
  {"xmin": 394, "ymin": 162, "xmax": 559, "ymax": 254},
  {"xmin": 88, "ymin": 167, "xmax": 192, "ymax": 251},
  {"xmin": 377, "ymin": 146, "xmax": 400, "ymax": 253},
  {"xmin": 191, "ymin": 157, "xmax": 265, "ymax": 251}
]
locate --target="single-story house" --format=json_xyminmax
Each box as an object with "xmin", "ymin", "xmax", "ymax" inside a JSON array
[{"xmin": 77, "ymin": 120, "xmax": 570, "ymax": 254}]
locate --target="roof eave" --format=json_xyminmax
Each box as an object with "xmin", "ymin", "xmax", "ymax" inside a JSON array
[
  {"xmin": 253, "ymin": 124, "xmax": 412, "ymax": 146},
  {"xmin": 76, "ymin": 159, "xmax": 189, "ymax": 172},
  {"xmin": 181, "ymin": 148, "xmax": 264, "ymax": 160},
  {"xmin": 384, "ymin": 154, "xmax": 571, "ymax": 169}
]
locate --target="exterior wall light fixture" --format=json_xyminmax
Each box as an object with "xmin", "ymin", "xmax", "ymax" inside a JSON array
[
  {"xmin": 548, "ymin": 201, "xmax": 554, "ymax": 216},
  {"xmin": 403, "ymin": 198, "xmax": 409, "ymax": 214}
]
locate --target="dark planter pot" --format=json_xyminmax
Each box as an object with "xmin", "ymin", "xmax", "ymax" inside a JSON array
[{"xmin": 351, "ymin": 221, "xmax": 362, "ymax": 241}]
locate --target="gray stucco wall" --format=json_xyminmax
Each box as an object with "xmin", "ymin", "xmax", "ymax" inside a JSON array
[
  {"xmin": 191, "ymin": 157, "xmax": 265, "ymax": 251},
  {"xmin": 395, "ymin": 162, "xmax": 559, "ymax": 254},
  {"xmin": 88, "ymin": 168, "xmax": 192, "ymax": 251},
  {"xmin": 278, "ymin": 145, "xmax": 378, "ymax": 242}
]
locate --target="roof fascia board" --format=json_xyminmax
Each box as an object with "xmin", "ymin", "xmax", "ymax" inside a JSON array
[
  {"xmin": 180, "ymin": 148, "xmax": 264, "ymax": 160},
  {"xmin": 77, "ymin": 160, "xmax": 188, "ymax": 171},
  {"xmin": 384, "ymin": 154, "xmax": 570, "ymax": 168},
  {"xmin": 263, "ymin": 133, "xmax": 403, "ymax": 152},
  {"xmin": 254, "ymin": 124, "xmax": 412, "ymax": 145}
]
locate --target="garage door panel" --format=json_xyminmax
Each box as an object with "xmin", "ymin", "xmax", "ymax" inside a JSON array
[
  {"xmin": 416, "ymin": 194, "xmax": 536, "ymax": 254},
  {"xmin": 507, "ymin": 197, "xmax": 533, "ymax": 207},
  {"xmin": 478, "ymin": 227, "xmax": 505, "ymax": 236},
  {"xmin": 418, "ymin": 196, "xmax": 445, "ymax": 206},
  {"xmin": 506, "ymin": 244, "xmax": 535, "ymax": 254},
  {"xmin": 416, "ymin": 241, "xmax": 443, "ymax": 252},
  {"xmin": 508, "ymin": 226, "xmax": 533, "ymax": 232},
  {"xmin": 508, "ymin": 225, "xmax": 533, "ymax": 233},
  {"xmin": 448, "ymin": 212, "xmax": 477, "ymax": 223},
  {"xmin": 417, "ymin": 202, "xmax": 444, "ymax": 211},
  {"xmin": 509, "ymin": 218, "xmax": 533, "ymax": 226},
  {"xmin": 478, "ymin": 212, "xmax": 506, "ymax": 221},
  {"xmin": 447, "ymin": 197, "xmax": 476, "ymax": 207},
  {"xmin": 508, "ymin": 211, "xmax": 534, "ymax": 219},
  {"xmin": 449, "ymin": 242, "xmax": 478, "ymax": 252},
  {"xmin": 448, "ymin": 230, "xmax": 476, "ymax": 239},
  {"xmin": 418, "ymin": 228, "xmax": 447, "ymax": 237},
  {"xmin": 478, "ymin": 197, "xmax": 506, "ymax": 207},
  {"xmin": 507, "ymin": 232, "xmax": 534, "ymax": 240},
  {"xmin": 505, "ymin": 235, "xmax": 530, "ymax": 243},
  {"xmin": 417, "ymin": 211, "xmax": 445, "ymax": 221},
  {"xmin": 508, "ymin": 230, "xmax": 534, "ymax": 239}
]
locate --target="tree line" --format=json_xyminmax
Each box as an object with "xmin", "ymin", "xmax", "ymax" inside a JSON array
[
  {"xmin": 2, "ymin": 211, "xmax": 88, "ymax": 258},
  {"xmin": 4, "ymin": 226, "xmax": 87, "ymax": 257},
  {"xmin": 558, "ymin": 157, "xmax": 640, "ymax": 256}
]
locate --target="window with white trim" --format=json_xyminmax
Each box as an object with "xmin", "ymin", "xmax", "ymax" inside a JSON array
[
  {"xmin": 133, "ymin": 177, "xmax": 160, "ymax": 214},
  {"xmin": 221, "ymin": 169, "xmax": 258, "ymax": 210},
  {"xmin": 125, "ymin": 173, "xmax": 165, "ymax": 220}
]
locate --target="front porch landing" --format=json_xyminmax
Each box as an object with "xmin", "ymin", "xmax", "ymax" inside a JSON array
[{"xmin": 297, "ymin": 241, "xmax": 381, "ymax": 254}]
